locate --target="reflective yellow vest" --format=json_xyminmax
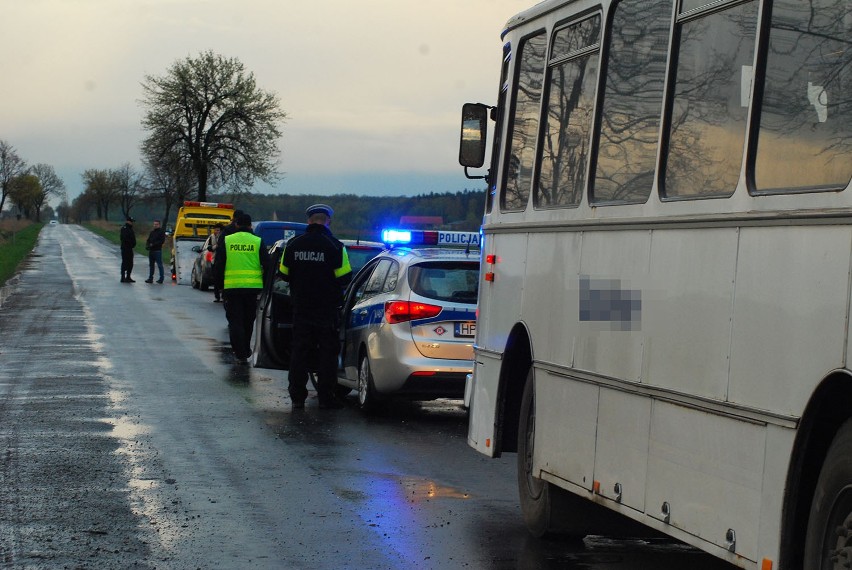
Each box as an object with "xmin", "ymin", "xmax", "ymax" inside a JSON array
[{"xmin": 223, "ymin": 232, "xmax": 263, "ymax": 289}]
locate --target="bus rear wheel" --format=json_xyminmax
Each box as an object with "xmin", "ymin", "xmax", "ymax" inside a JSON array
[
  {"xmin": 804, "ymin": 419, "xmax": 852, "ymax": 569},
  {"xmin": 517, "ymin": 369, "xmax": 580, "ymax": 538},
  {"xmin": 517, "ymin": 369, "xmax": 654, "ymax": 539}
]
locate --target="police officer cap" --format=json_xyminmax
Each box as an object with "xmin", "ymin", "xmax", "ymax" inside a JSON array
[
  {"xmin": 235, "ymin": 213, "xmax": 252, "ymax": 227},
  {"xmin": 306, "ymin": 203, "xmax": 333, "ymax": 218}
]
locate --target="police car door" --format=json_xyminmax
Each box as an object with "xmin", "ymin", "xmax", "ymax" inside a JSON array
[{"xmin": 342, "ymin": 259, "xmax": 393, "ymax": 380}]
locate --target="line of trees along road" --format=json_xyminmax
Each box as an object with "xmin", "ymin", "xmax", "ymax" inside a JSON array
[{"xmin": 80, "ymin": 189, "xmax": 487, "ymax": 241}]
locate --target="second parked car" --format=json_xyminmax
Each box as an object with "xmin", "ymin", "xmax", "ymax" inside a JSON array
[{"xmin": 190, "ymin": 232, "xmax": 219, "ymax": 290}]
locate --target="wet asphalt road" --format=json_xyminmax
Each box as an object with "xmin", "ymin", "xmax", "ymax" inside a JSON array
[{"xmin": 0, "ymin": 224, "xmax": 737, "ymax": 569}]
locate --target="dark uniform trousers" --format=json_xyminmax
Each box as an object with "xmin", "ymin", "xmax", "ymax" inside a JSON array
[
  {"xmin": 223, "ymin": 290, "xmax": 259, "ymax": 360},
  {"xmin": 120, "ymin": 247, "xmax": 134, "ymax": 278},
  {"xmin": 288, "ymin": 316, "xmax": 339, "ymax": 405}
]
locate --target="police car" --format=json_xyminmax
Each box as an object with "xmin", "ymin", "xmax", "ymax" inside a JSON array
[{"xmin": 337, "ymin": 229, "xmax": 480, "ymax": 411}]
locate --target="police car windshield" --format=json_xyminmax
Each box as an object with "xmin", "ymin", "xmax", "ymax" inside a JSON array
[{"xmin": 408, "ymin": 262, "xmax": 479, "ymax": 304}]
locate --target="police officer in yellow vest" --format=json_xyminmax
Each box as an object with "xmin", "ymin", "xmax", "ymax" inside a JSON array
[{"xmin": 213, "ymin": 213, "xmax": 268, "ymax": 364}]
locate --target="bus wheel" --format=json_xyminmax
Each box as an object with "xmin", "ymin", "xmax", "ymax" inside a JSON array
[
  {"xmin": 517, "ymin": 369, "xmax": 575, "ymax": 537},
  {"xmin": 804, "ymin": 419, "xmax": 852, "ymax": 569}
]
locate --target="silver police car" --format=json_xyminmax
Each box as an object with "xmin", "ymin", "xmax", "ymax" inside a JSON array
[{"xmin": 337, "ymin": 230, "xmax": 480, "ymax": 411}]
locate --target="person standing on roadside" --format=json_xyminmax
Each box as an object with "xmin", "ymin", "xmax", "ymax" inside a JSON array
[
  {"xmin": 279, "ymin": 203, "xmax": 352, "ymax": 409},
  {"xmin": 120, "ymin": 216, "xmax": 136, "ymax": 283},
  {"xmin": 144, "ymin": 220, "xmax": 166, "ymax": 284},
  {"xmin": 213, "ymin": 213, "xmax": 268, "ymax": 364},
  {"xmin": 216, "ymin": 209, "xmax": 244, "ymax": 251},
  {"xmin": 209, "ymin": 225, "xmax": 223, "ymax": 302}
]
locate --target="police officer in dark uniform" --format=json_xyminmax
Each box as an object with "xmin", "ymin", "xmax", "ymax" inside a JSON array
[
  {"xmin": 120, "ymin": 216, "xmax": 136, "ymax": 282},
  {"xmin": 213, "ymin": 213, "xmax": 268, "ymax": 364},
  {"xmin": 279, "ymin": 203, "xmax": 352, "ymax": 409}
]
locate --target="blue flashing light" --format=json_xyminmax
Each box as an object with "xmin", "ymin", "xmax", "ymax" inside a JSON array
[{"xmin": 382, "ymin": 229, "xmax": 412, "ymax": 244}]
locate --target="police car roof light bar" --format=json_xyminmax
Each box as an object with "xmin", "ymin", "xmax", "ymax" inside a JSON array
[{"xmin": 381, "ymin": 228, "xmax": 481, "ymax": 248}]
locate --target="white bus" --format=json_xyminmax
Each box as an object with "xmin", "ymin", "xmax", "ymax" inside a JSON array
[{"xmin": 459, "ymin": 0, "xmax": 849, "ymax": 568}]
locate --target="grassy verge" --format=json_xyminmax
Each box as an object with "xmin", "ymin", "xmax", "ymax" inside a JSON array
[
  {"xmin": 83, "ymin": 221, "xmax": 172, "ymax": 265},
  {"xmin": 0, "ymin": 221, "xmax": 44, "ymax": 288}
]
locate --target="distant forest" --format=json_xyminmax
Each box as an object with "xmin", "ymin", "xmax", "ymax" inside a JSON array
[{"xmin": 131, "ymin": 190, "xmax": 487, "ymax": 241}]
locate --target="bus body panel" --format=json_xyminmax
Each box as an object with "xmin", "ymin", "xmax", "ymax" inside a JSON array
[
  {"xmin": 729, "ymin": 226, "xmax": 850, "ymax": 415},
  {"xmin": 467, "ymin": 351, "xmax": 502, "ymax": 456},
  {"xmin": 593, "ymin": 388, "xmax": 652, "ymax": 512},
  {"xmin": 645, "ymin": 228, "xmax": 739, "ymax": 400},
  {"xmin": 478, "ymin": 231, "xmax": 528, "ymax": 355},
  {"xmin": 645, "ymin": 400, "xmax": 765, "ymax": 562},
  {"xmin": 536, "ymin": 369, "xmax": 598, "ymax": 491},
  {"xmin": 521, "ymin": 231, "xmax": 582, "ymax": 366},
  {"xmin": 758, "ymin": 424, "xmax": 796, "ymax": 569}
]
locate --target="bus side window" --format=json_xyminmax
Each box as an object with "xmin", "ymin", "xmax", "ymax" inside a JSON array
[
  {"xmin": 663, "ymin": 1, "xmax": 760, "ymax": 199},
  {"xmin": 592, "ymin": 0, "xmax": 671, "ymax": 205},
  {"xmin": 501, "ymin": 31, "xmax": 547, "ymax": 212},
  {"xmin": 535, "ymin": 15, "xmax": 601, "ymax": 209},
  {"xmin": 752, "ymin": 0, "xmax": 851, "ymax": 193}
]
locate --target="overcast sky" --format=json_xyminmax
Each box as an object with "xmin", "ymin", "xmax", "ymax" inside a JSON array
[{"xmin": 1, "ymin": 0, "xmax": 533, "ymax": 202}]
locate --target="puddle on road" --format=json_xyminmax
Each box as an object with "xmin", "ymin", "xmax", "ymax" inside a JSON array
[{"xmin": 334, "ymin": 474, "xmax": 470, "ymax": 506}]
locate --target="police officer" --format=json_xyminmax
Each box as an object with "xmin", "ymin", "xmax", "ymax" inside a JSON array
[
  {"xmin": 279, "ymin": 203, "xmax": 352, "ymax": 409},
  {"xmin": 120, "ymin": 216, "xmax": 136, "ymax": 283},
  {"xmin": 213, "ymin": 213, "xmax": 268, "ymax": 364},
  {"xmin": 212, "ymin": 209, "xmax": 244, "ymax": 300}
]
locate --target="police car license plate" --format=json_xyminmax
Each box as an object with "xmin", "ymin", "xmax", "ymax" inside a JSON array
[{"xmin": 455, "ymin": 321, "xmax": 476, "ymax": 338}]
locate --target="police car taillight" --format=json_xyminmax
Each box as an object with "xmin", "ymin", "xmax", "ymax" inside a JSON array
[{"xmin": 384, "ymin": 301, "xmax": 442, "ymax": 324}]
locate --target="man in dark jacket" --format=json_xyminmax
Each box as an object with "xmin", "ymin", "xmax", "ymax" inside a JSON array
[
  {"xmin": 279, "ymin": 203, "xmax": 352, "ymax": 409},
  {"xmin": 214, "ymin": 213, "xmax": 268, "ymax": 365},
  {"xmin": 144, "ymin": 219, "xmax": 167, "ymax": 284},
  {"xmin": 120, "ymin": 216, "xmax": 136, "ymax": 283}
]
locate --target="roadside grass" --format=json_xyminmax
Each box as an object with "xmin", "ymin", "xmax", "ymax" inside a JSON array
[
  {"xmin": 0, "ymin": 221, "xmax": 44, "ymax": 288},
  {"xmin": 83, "ymin": 220, "xmax": 172, "ymax": 265}
]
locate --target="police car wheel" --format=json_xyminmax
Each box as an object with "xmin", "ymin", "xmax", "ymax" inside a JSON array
[{"xmin": 357, "ymin": 354, "xmax": 381, "ymax": 412}]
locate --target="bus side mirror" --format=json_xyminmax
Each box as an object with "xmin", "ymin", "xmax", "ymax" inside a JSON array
[{"xmin": 459, "ymin": 103, "xmax": 489, "ymax": 169}]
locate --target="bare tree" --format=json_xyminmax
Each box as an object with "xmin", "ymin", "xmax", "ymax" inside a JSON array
[
  {"xmin": 143, "ymin": 151, "xmax": 196, "ymax": 224},
  {"xmin": 0, "ymin": 140, "xmax": 27, "ymax": 215},
  {"xmin": 29, "ymin": 163, "xmax": 67, "ymax": 222},
  {"xmin": 140, "ymin": 50, "xmax": 286, "ymax": 202},
  {"xmin": 113, "ymin": 163, "xmax": 143, "ymax": 220},
  {"xmin": 82, "ymin": 169, "xmax": 119, "ymax": 220}
]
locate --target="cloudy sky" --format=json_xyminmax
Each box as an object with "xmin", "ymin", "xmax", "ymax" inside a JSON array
[{"xmin": 1, "ymin": 0, "xmax": 533, "ymax": 202}]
